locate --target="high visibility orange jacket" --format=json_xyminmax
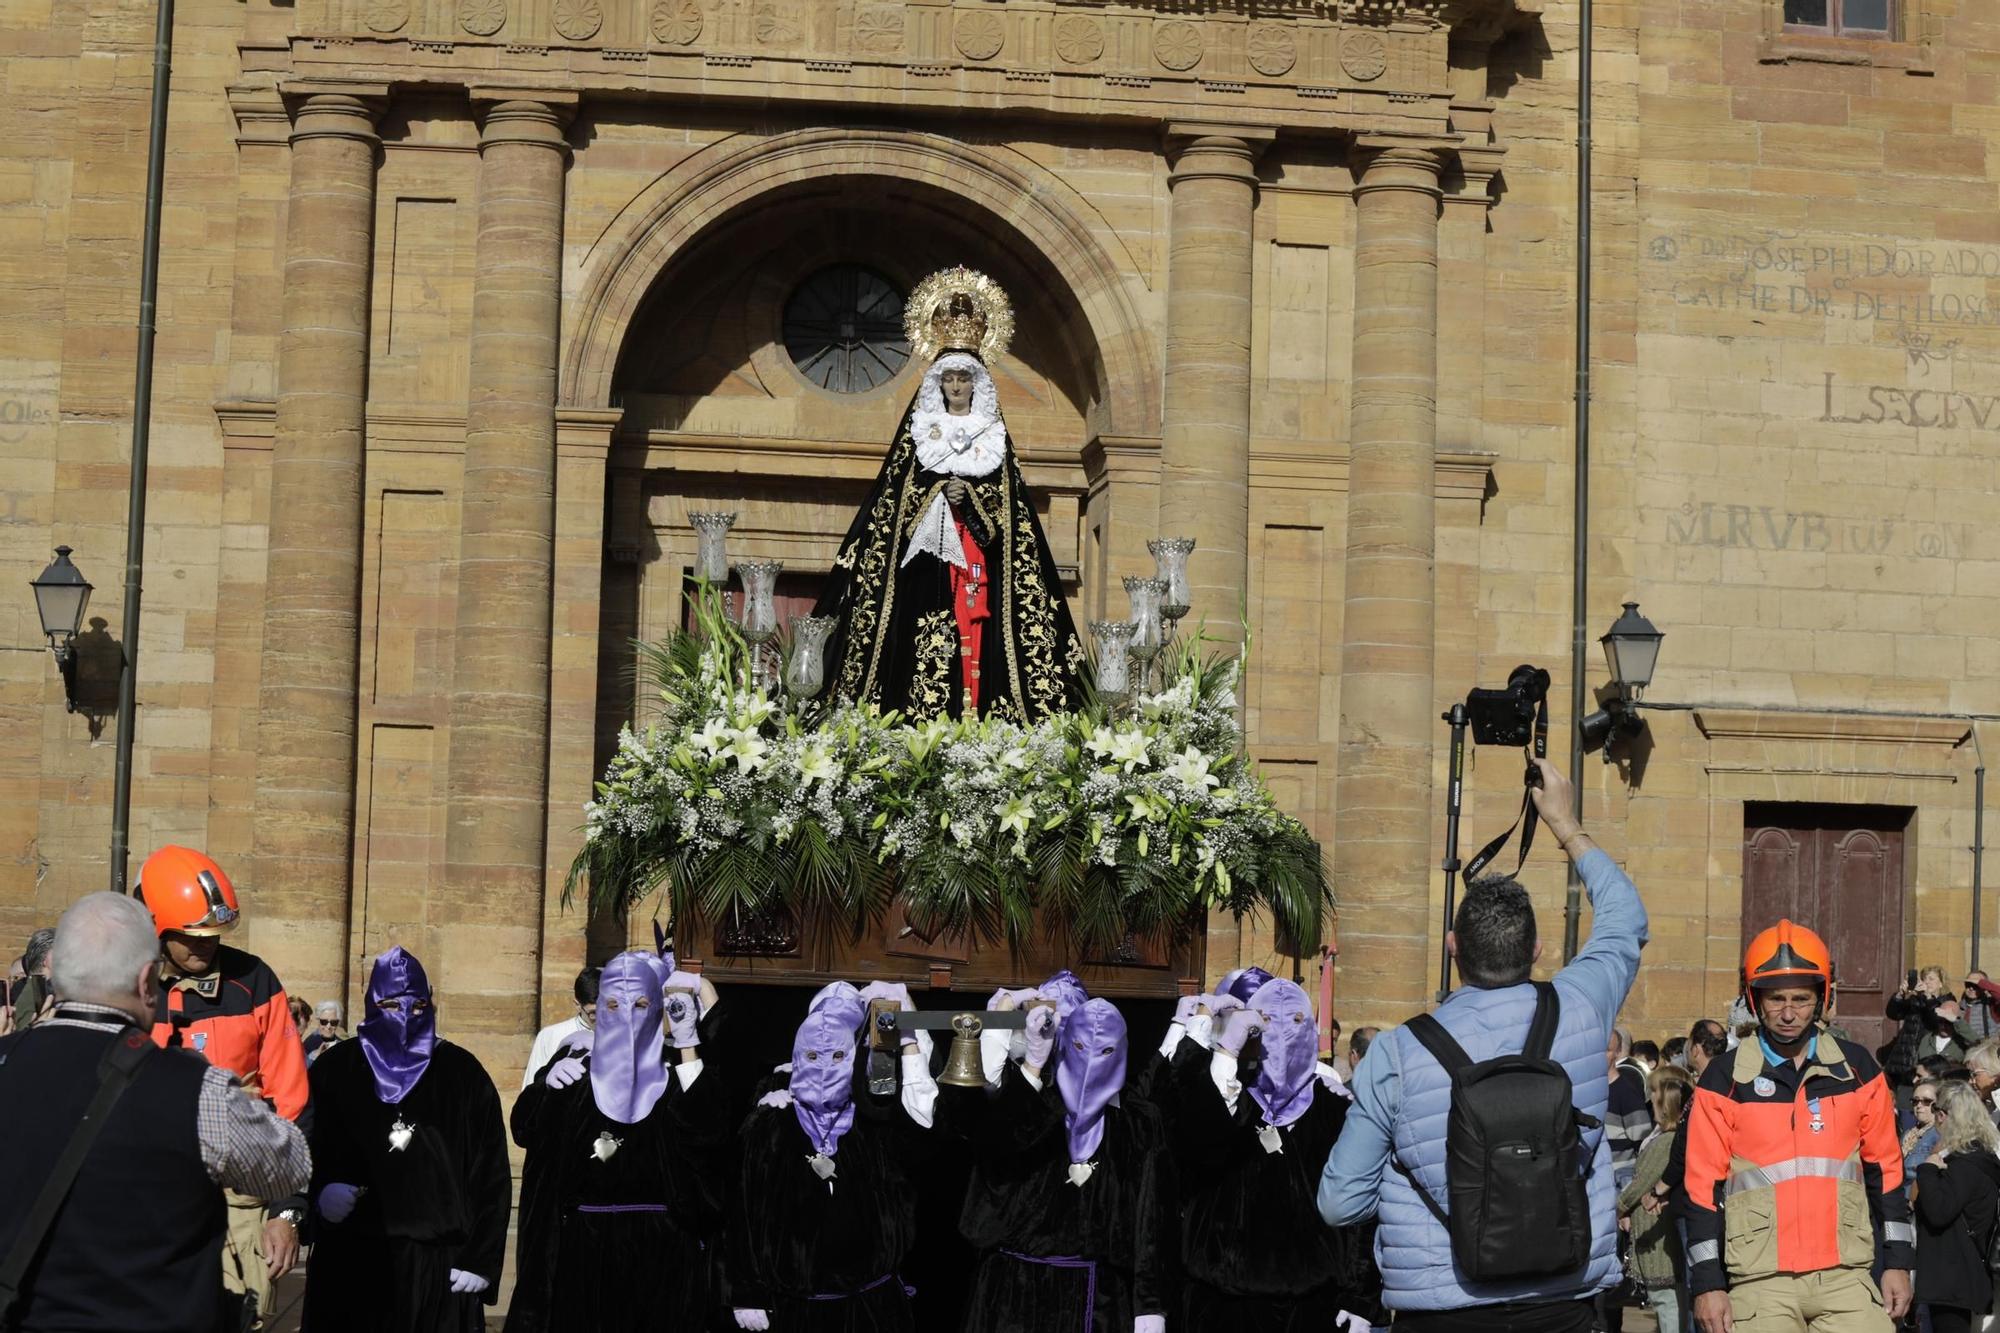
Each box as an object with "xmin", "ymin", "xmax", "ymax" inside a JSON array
[
  {"xmin": 149, "ymin": 943, "xmax": 310, "ymax": 1123},
  {"xmin": 1681, "ymin": 1027, "xmax": 1912, "ymax": 1295}
]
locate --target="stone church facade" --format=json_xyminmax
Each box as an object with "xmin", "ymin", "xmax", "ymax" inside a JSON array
[{"xmin": 5, "ymin": 0, "xmax": 1999, "ymax": 1077}]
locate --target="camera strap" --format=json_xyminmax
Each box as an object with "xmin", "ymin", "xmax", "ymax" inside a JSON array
[{"xmin": 1462, "ymin": 789, "xmax": 1537, "ymax": 887}]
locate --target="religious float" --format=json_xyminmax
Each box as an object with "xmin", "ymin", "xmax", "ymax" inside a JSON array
[{"xmin": 568, "ymin": 269, "xmax": 1330, "ymax": 987}]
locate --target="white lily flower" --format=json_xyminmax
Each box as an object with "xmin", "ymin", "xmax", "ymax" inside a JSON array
[
  {"xmin": 1165, "ymin": 745, "xmax": 1219, "ymax": 790},
  {"xmin": 996, "ymin": 794, "xmax": 1034, "ymax": 837},
  {"xmin": 692, "ymin": 716, "xmax": 732, "ymax": 755},
  {"xmin": 1107, "ymin": 729, "xmax": 1151, "ymax": 773},
  {"xmin": 797, "ymin": 745, "xmax": 838, "ymax": 785},
  {"xmin": 723, "ymin": 732, "xmax": 769, "ymax": 772}
]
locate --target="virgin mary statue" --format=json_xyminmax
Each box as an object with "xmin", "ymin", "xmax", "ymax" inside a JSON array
[{"xmin": 813, "ymin": 267, "xmax": 1085, "ymax": 724}]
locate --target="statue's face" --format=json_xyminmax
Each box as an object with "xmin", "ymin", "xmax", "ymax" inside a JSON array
[{"xmin": 940, "ymin": 368, "xmax": 974, "ymax": 414}]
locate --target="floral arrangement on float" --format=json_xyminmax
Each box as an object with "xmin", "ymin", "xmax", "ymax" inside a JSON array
[{"xmin": 567, "ymin": 566, "xmax": 1331, "ymax": 959}]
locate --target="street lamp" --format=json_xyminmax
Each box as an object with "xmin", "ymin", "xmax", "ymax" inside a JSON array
[
  {"xmin": 1580, "ymin": 601, "xmax": 1664, "ymax": 757},
  {"xmin": 30, "ymin": 546, "xmax": 92, "ymax": 713}
]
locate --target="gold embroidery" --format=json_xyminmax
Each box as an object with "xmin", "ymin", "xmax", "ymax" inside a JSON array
[{"xmin": 909, "ymin": 608, "xmax": 957, "ymax": 721}]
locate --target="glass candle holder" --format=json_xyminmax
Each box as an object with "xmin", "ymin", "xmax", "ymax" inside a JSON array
[
  {"xmin": 1125, "ymin": 576, "xmax": 1166, "ymax": 662},
  {"xmin": 734, "ymin": 560, "xmax": 783, "ymax": 642},
  {"xmin": 688, "ymin": 512, "xmax": 737, "ymax": 584},
  {"xmin": 785, "ymin": 614, "xmax": 838, "ymax": 697},
  {"xmin": 1089, "ymin": 620, "xmax": 1135, "ymax": 699},
  {"xmin": 1148, "ymin": 537, "xmax": 1196, "ymax": 623}
]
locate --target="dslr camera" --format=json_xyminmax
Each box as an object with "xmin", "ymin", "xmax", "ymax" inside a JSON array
[{"xmin": 1465, "ymin": 664, "xmax": 1552, "ymax": 750}]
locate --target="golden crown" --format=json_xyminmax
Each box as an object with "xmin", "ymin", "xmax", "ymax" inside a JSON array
[{"xmin": 904, "ymin": 266, "xmax": 1014, "ymax": 364}]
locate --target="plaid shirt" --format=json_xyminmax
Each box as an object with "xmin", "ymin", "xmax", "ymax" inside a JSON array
[{"xmin": 41, "ymin": 1002, "xmax": 309, "ymax": 1202}]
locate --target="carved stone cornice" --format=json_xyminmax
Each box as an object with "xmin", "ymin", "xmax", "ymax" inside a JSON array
[{"xmin": 277, "ymin": 0, "xmax": 1545, "ymax": 141}]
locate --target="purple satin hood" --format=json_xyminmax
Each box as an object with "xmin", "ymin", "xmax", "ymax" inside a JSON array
[
  {"xmin": 806, "ymin": 980, "xmax": 867, "ymax": 1033},
  {"xmin": 1056, "ymin": 998, "xmax": 1127, "ymax": 1163},
  {"xmin": 591, "ymin": 951, "xmax": 669, "ymax": 1124},
  {"xmin": 1038, "ymin": 969, "xmax": 1089, "ymax": 1022},
  {"xmin": 358, "ymin": 946, "xmax": 436, "ymax": 1104},
  {"xmin": 1246, "ymin": 978, "xmax": 1317, "ymax": 1128},
  {"xmin": 1221, "ymin": 966, "xmax": 1276, "ymax": 1004},
  {"xmin": 789, "ymin": 1007, "xmax": 859, "ymax": 1155}
]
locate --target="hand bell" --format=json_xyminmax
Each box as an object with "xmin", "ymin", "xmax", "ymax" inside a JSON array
[{"xmin": 940, "ymin": 1012, "xmax": 987, "ymax": 1088}]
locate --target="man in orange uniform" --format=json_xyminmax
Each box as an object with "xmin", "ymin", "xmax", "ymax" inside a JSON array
[
  {"xmin": 1685, "ymin": 920, "xmax": 1913, "ymax": 1333},
  {"xmin": 135, "ymin": 845, "xmax": 312, "ymax": 1329}
]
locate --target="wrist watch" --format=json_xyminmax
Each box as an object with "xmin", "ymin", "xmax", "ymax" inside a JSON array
[{"xmin": 275, "ymin": 1207, "xmax": 304, "ymax": 1228}]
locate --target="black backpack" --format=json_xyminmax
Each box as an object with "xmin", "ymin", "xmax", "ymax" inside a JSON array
[{"xmin": 1390, "ymin": 981, "xmax": 1599, "ymax": 1283}]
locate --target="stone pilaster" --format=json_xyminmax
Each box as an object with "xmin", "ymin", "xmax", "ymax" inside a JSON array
[
  {"xmin": 1160, "ymin": 124, "xmax": 1272, "ymax": 643},
  {"xmin": 251, "ymin": 88, "xmax": 383, "ymax": 1003},
  {"xmin": 442, "ymin": 94, "xmax": 574, "ymax": 1083},
  {"xmin": 1334, "ymin": 145, "xmax": 1445, "ymax": 1018}
]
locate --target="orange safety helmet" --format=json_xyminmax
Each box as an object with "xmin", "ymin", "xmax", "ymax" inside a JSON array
[
  {"xmin": 136, "ymin": 845, "xmax": 241, "ymax": 937},
  {"xmin": 1741, "ymin": 918, "xmax": 1834, "ymax": 1013}
]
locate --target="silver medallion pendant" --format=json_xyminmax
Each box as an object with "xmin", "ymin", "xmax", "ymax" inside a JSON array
[
  {"xmin": 591, "ymin": 1131, "xmax": 622, "ymax": 1163},
  {"xmin": 387, "ymin": 1118, "xmax": 414, "ymax": 1153},
  {"xmin": 928, "ymin": 425, "xmax": 942, "ymax": 441},
  {"xmin": 806, "ymin": 1152, "xmax": 837, "ymax": 1182},
  {"xmin": 1258, "ymin": 1124, "xmax": 1285, "ymax": 1155},
  {"xmin": 1066, "ymin": 1161, "xmax": 1096, "ymax": 1188}
]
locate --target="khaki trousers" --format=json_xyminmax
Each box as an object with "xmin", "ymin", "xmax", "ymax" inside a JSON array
[
  {"xmin": 1729, "ymin": 1268, "xmax": 1892, "ymax": 1333},
  {"xmin": 221, "ymin": 1190, "xmax": 270, "ymax": 1326}
]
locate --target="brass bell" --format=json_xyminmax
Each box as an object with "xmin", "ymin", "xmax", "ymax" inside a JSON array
[{"xmin": 940, "ymin": 1012, "xmax": 987, "ymax": 1088}]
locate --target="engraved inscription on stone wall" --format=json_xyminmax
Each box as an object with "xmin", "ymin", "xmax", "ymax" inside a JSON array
[{"xmin": 1647, "ymin": 229, "xmax": 2000, "ymax": 329}]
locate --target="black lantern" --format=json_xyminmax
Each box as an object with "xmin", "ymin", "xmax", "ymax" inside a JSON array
[
  {"xmin": 1600, "ymin": 601, "xmax": 1663, "ymax": 700},
  {"xmin": 31, "ymin": 545, "xmax": 92, "ymax": 711},
  {"xmin": 1580, "ymin": 601, "xmax": 1664, "ymax": 757}
]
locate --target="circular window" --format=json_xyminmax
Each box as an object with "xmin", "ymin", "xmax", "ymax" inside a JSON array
[{"xmin": 782, "ymin": 264, "xmax": 910, "ymax": 393}]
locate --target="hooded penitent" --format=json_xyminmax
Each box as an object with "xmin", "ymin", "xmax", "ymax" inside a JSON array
[
  {"xmin": 1056, "ymin": 998, "xmax": 1128, "ymax": 1163},
  {"xmin": 789, "ymin": 1007, "xmax": 860, "ymax": 1156},
  {"xmin": 591, "ymin": 950, "xmax": 669, "ymax": 1125},
  {"xmin": 1245, "ymin": 978, "xmax": 1318, "ymax": 1129},
  {"xmin": 357, "ymin": 945, "xmax": 436, "ymax": 1105},
  {"xmin": 806, "ymin": 980, "xmax": 868, "ymax": 1032},
  {"xmin": 1220, "ymin": 966, "xmax": 1276, "ymax": 1004}
]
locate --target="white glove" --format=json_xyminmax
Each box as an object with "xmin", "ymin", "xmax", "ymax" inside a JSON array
[
  {"xmin": 734, "ymin": 1311, "xmax": 771, "ymax": 1331},
  {"xmin": 1023, "ymin": 1002, "xmax": 1058, "ymax": 1072},
  {"xmin": 1135, "ymin": 1316, "xmax": 1167, "ymax": 1333},
  {"xmin": 448, "ymin": 1269, "xmax": 490, "ymax": 1295},
  {"xmin": 545, "ymin": 1054, "xmax": 587, "ymax": 1089},
  {"xmin": 1217, "ymin": 1007, "xmax": 1263, "ymax": 1058},
  {"xmin": 564, "ymin": 1026, "xmax": 593, "ymax": 1052},
  {"xmin": 1173, "ymin": 994, "xmax": 1203, "ymax": 1023},
  {"xmin": 757, "ymin": 1088, "xmax": 795, "ymax": 1109},
  {"xmin": 859, "ymin": 981, "xmax": 915, "ymax": 1010},
  {"xmin": 317, "ymin": 1182, "xmax": 363, "ymax": 1224},
  {"xmin": 665, "ymin": 992, "xmax": 702, "ymax": 1049},
  {"xmin": 1206, "ymin": 993, "xmax": 1245, "ymax": 1017}
]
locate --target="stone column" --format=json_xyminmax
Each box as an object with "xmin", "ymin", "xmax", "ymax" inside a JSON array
[
  {"xmin": 1334, "ymin": 146, "xmax": 1444, "ymax": 1018},
  {"xmin": 252, "ymin": 89, "xmax": 383, "ymax": 1003},
  {"xmin": 442, "ymin": 94, "xmax": 574, "ymax": 1083},
  {"xmin": 1159, "ymin": 124, "xmax": 1272, "ymax": 643}
]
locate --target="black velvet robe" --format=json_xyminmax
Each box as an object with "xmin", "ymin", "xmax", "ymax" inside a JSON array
[
  {"xmin": 813, "ymin": 391, "xmax": 1084, "ymax": 724},
  {"xmin": 302, "ymin": 1039, "xmax": 511, "ymax": 1333},
  {"xmin": 727, "ymin": 1087, "xmax": 932, "ymax": 1331},
  {"xmin": 941, "ymin": 1065, "xmax": 1176, "ymax": 1333},
  {"xmin": 1167, "ymin": 1038, "xmax": 1379, "ymax": 1328},
  {"xmin": 503, "ymin": 1054, "xmax": 729, "ymax": 1333}
]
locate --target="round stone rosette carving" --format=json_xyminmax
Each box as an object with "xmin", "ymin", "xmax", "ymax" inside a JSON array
[
  {"xmin": 754, "ymin": 3, "xmax": 801, "ymax": 44},
  {"xmin": 1248, "ymin": 22, "xmax": 1296, "ymax": 77},
  {"xmin": 1340, "ymin": 31, "xmax": 1388, "ymax": 82},
  {"xmin": 954, "ymin": 12, "xmax": 1004, "ymax": 61},
  {"xmin": 651, "ymin": 0, "xmax": 700, "ymax": 44},
  {"xmin": 458, "ymin": 0, "xmax": 505, "ymax": 35},
  {"xmin": 1152, "ymin": 19, "xmax": 1202, "ymax": 72},
  {"xmin": 854, "ymin": 5, "xmax": 903, "ymax": 53},
  {"xmin": 1053, "ymin": 15, "xmax": 1104, "ymax": 65},
  {"xmin": 364, "ymin": 0, "xmax": 408, "ymax": 32},
  {"xmin": 551, "ymin": 0, "xmax": 601, "ymax": 40}
]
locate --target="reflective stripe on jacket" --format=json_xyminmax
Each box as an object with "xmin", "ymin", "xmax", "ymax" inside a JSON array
[{"xmin": 1681, "ymin": 1029, "xmax": 1912, "ymax": 1295}]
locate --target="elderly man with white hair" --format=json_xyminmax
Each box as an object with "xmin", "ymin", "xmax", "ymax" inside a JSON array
[{"xmin": 0, "ymin": 892, "xmax": 309, "ymax": 1332}]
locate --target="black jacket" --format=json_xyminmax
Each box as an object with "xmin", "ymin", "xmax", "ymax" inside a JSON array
[{"xmin": 1914, "ymin": 1147, "xmax": 2000, "ymax": 1313}]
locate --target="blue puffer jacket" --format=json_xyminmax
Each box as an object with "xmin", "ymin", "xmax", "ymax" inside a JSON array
[{"xmin": 1319, "ymin": 848, "xmax": 1647, "ymax": 1312}]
